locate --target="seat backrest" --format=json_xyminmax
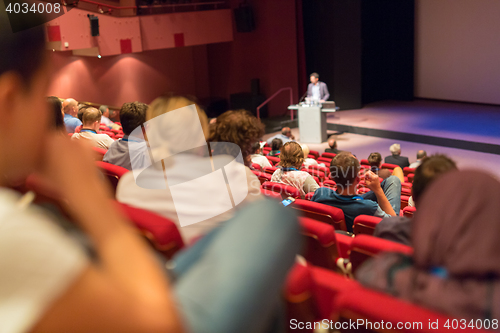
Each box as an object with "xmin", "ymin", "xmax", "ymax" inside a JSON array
[
  {"xmin": 304, "ymin": 192, "xmax": 314, "ymax": 200},
  {"xmin": 251, "ymin": 162, "xmax": 262, "ymax": 171},
  {"xmin": 309, "ymin": 150, "xmax": 320, "ymax": 159},
  {"xmin": 381, "ymin": 163, "xmax": 399, "ymax": 171},
  {"xmin": 266, "ymin": 155, "xmax": 280, "ymax": 165},
  {"xmin": 401, "ymin": 195, "xmax": 410, "ymax": 209},
  {"xmin": 307, "ymin": 165, "xmax": 328, "ymax": 174},
  {"xmin": 403, "ymin": 167, "xmax": 416, "ymax": 176},
  {"xmin": 96, "ymin": 161, "xmax": 129, "ymax": 194},
  {"xmin": 252, "ymin": 170, "xmax": 272, "ymax": 185},
  {"xmin": 263, "ymin": 166, "xmax": 278, "ymax": 175},
  {"xmin": 261, "ymin": 181, "xmax": 301, "ymax": 199},
  {"xmin": 332, "ymin": 286, "xmax": 472, "ymax": 333},
  {"xmin": 92, "ymin": 147, "xmax": 107, "ymax": 161},
  {"xmin": 260, "ymin": 188, "xmax": 282, "ymax": 200},
  {"xmin": 353, "ymin": 215, "xmax": 383, "ymax": 236},
  {"xmin": 305, "ymin": 169, "xmax": 325, "ymax": 182},
  {"xmin": 321, "ymin": 152, "xmax": 336, "ymax": 159},
  {"xmin": 299, "ymin": 217, "xmax": 340, "ymax": 270},
  {"xmin": 322, "ymin": 180, "xmax": 336, "ymax": 189},
  {"xmin": 291, "ymin": 199, "xmax": 347, "ymax": 231},
  {"xmin": 350, "ymin": 234, "xmax": 413, "ymax": 273},
  {"xmin": 360, "ymin": 159, "xmax": 370, "ymax": 166},
  {"xmin": 115, "ymin": 202, "xmax": 184, "ymax": 259},
  {"xmin": 407, "ymin": 173, "xmax": 415, "ymax": 183},
  {"xmin": 403, "ymin": 206, "xmax": 416, "ymax": 218},
  {"xmin": 317, "ymin": 157, "xmax": 332, "ymax": 165}
]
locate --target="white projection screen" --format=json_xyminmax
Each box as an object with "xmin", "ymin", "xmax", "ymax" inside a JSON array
[{"xmin": 415, "ymin": 0, "xmax": 500, "ymax": 105}]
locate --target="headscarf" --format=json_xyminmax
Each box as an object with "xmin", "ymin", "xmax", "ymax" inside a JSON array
[{"xmin": 357, "ymin": 170, "xmax": 500, "ymax": 321}]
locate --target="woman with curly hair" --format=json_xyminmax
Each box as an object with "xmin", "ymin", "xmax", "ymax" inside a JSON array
[
  {"xmin": 271, "ymin": 141, "xmax": 320, "ymax": 198},
  {"xmin": 209, "ymin": 110, "xmax": 265, "ymax": 166}
]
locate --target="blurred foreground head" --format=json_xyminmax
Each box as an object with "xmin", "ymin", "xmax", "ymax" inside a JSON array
[{"xmin": 0, "ymin": 7, "xmax": 51, "ymax": 183}]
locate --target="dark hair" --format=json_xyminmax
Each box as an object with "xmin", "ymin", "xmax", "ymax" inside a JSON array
[
  {"xmin": 310, "ymin": 72, "xmax": 319, "ymax": 79},
  {"xmin": 251, "ymin": 142, "xmax": 261, "ymax": 154},
  {"xmin": 120, "ymin": 102, "xmax": 148, "ymax": 135},
  {"xmin": 412, "ymin": 154, "xmax": 457, "ymax": 205},
  {"xmin": 0, "ymin": 8, "xmax": 46, "ymax": 86},
  {"xmin": 209, "ymin": 109, "xmax": 265, "ymax": 166},
  {"xmin": 78, "ymin": 104, "xmax": 91, "ymax": 121},
  {"xmin": 47, "ymin": 96, "xmax": 64, "ymax": 130},
  {"xmin": 367, "ymin": 152, "xmax": 382, "ymax": 168},
  {"xmin": 278, "ymin": 142, "xmax": 304, "ymax": 169},
  {"xmin": 271, "ymin": 138, "xmax": 283, "ymax": 152},
  {"xmin": 416, "ymin": 150, "xmax": 427, "ymax": 160},
  {"xmin": 330, "ymin": 152, "xmax": 360, "ymax": 187}
]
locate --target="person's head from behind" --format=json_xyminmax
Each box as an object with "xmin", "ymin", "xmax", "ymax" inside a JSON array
[
  {"xmin": 63, "ymin": 98, "xmax": 78, "ymax": 117},
  {"xmin": 251, "ymin": 141, "xmax": 262, "ymax": 155},
  {"xmin": 271, "ymin": 138, "xmax": 283, "ymax": 152},
  {"xmin": 279, "ymin": 142, "xmax": 304, "ymax": 169},
  {"xmin": 310, "ymin": 72, "xmax": 319, "ymax": 84},
  {"xmin": 82, "ymin": 108, "xmax": 102, "ymax": 131},
  {"xmin": 282, "ymin": 127, "xmax": 292, "ymax": 138},
  {"xmin": 390, "ymin": 143, "xmax": 401, "ymax": 156},
  {"xmin": 120, "ymin": 102, "xmax": 148, "ymax": 136},
  {"xmin": 330, "ymin": 152, "xmax": 360, "ymax": 190},
  {"xmin": 77, "ymin": 104, "xmax": 87, "ymax": 121},
  {"xmin": 368, "ymin": 152, "xmax": 382, "ymax": 170},
  {"xmin": 0, "ymin": 9, "xmax": 51, "ymax": 181},
  {"xmin": 411, "ymin": 154, "xmax": 457, "ymax": 207},
  {"xmin": 47, "ymin": 96, "xmax": 64, "ymax": 131},
  {"xmin": 99, "ymin": 105, "xmax": 109, "ymax": 118},
  {"xmin": 328, "ymin": 136, "xmax": 337, "ymax": 150},
  {"xmin": 416, "ymin": 150, "xmax": 427, "ymax": 161},
  {"xmin": 209, "ymin": 109, "xmax": 265, "ymax": 166}
]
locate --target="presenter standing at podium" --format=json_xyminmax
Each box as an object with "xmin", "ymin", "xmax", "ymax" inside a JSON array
[{"xmin": 307, "ymin": 72, "xmax": 330, "ymax": 103}]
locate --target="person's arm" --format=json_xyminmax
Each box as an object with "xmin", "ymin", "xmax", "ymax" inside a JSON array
[
  {"xmin": 321, "ymin": 83, "xmax": 330, "ymax": 102},
  {"xmin": 391, "ymin": 166, "xmax": 405, "ymax": 184},
  {"xmin": 31, "ymin": 134, "xmax": 184, "ymax": 333},
  {"xmin": 364, "ymin": 170, "xmax": 396, "ymax": 216}
]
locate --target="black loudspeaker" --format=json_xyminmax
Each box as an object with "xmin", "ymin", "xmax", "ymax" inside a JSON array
[
  {"xmin": 88, "ymin": 15, "xmax": 99, "ymax": 36},
  {"xmin": 251, "ymin": 78, "xmax": 260, "ymax": 95},
  {"xmin": 234, "ymin": 5, "xmax": 255, "ymax": 33}
]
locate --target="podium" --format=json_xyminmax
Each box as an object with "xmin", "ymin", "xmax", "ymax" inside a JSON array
[{"xmin": 288, "ymin": 102, "xmax": 338, "ymax": 144}]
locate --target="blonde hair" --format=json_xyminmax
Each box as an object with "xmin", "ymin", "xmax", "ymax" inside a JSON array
[
  {"xmin": 301, "ymin": 143, "xmax": 310, "ymax": 157},
  {"xmin": 147, "ymin": 95, "xmax": 209, "ymax": 139}
]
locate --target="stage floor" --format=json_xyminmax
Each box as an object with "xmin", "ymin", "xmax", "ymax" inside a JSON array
[{"xmin": 263, "ymin": 99, "xmax": 500, "ymax": 178}]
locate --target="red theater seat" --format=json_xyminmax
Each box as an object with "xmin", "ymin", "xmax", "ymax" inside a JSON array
[
  {"xmin": 403, "ymin": 206, "xmax": 416, "ymax": 218},
  {"xmin": 266, "ymin": 156, "xmax": 280, "ymax": 165},
  {"xmin": 317, "ymin": 157, "xmax": 332, "ymax": 165},
  {"xmin": 260, "ymin": 188, "xmax": 282, "ymax": 200},
  {"xmin": 263, "ymin": 166, "xmax": 278, "ymax": 175},
  {"xmin": 353, "ymin": 215, "xmax": 383, "ymax": 236},
  {"xmin": 360, "ymin": 159, "xmax": 370, "ymax": 166},
  {"xmin": 321, "ymin": 152, "xmax": 336, "ymax": 159},
  {"xmin": 381, "ymin": 163, "xmax": 399, "ymax": 171},
  {"xmin": 309, "ymin": 150, "xmax": 320, "ymax": 159},
  {"xmin": 299, "ymin": 217, "xmax": 342, "ymax": 270},
  {"xmin": 350, "ymin": 235, "xmax": 413, "ymax": 274},
  {"xmin": 251, "ymin": 170, "xmax": 272, "ymax": 185},
  {"xmin": 251, "ymin": 163, "xmax": 262, "ymax": 171},
  {"xmin": 290, "ymin": 199, "xmax": 347, "ymax": 231},
  {"xmin": 403, "ymin": 167, "xmax": 416, "ymax": 176},
  {"xmin": 96, "ymin": 161, "xmax": 129, "ymax": 195},
  {"xmin": 115, "ymin": 202, "xmax": 184, "ymax": 259},
  {"xmin": 261, "ymin": 181, "xmax": 301, "ymax": 199},
  {"xmin": 322, "ymin": 180, "xmax": 336, "ymax": 189},
  {"xmin": 401, "ymin": 195, "xmax": 410, "ymax": 209}
]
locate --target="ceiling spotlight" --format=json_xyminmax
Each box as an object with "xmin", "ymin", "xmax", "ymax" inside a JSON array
[
  {"xmin": 98, "ymin": 54, "xmax": 101, "ymax": 58},
  {"xmin": 52, "ymin": 49, "xmax": 55, "ymax": 52}
]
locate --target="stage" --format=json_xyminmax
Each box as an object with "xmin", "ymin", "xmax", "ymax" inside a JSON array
[{"xmin": 263, "ymin": 99, "xmax": 500, "ymax": 178}]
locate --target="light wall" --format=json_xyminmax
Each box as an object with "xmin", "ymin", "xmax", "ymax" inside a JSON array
[{"xmin": 415, "ymin": 0, "xmax": 500, "ymax": 105}]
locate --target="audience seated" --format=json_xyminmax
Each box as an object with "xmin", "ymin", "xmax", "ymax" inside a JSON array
[
  {"xmin": 47, "ymin": 96, "xmax": 65, "ymax": 133},
  {"xmin": 266, "ymin": 127, "xmax": 295, "ymax": 146},
  {"xmin": 99, "ymin": 105, "xmax": 113, "ymax": 126},
  {"xmin": 312, "ymin": 152, "xmax": 401, "ymax": 232},
  {"xmin": 117, "ymin": 97, "xmax": 262, "ymax": 243},
  {"xmin": 324, "ymin": 136, "xmax": 341, "ymax": 154},
  {"xmin": 269, "ymin": 138, "xmax": 283, "ymax": 157},
  {"xmin": 250, "ymin": 142, "xmax": 272, "ymax": 169},
  {"xmin": 301, "ymin": 144, "xmax": 325, "ymax": 168},
  {"xmin": 271, "ymin": 142, "xmax": 320, "ymax": 198},
  {"xmin": 384, "ymin": 143, "xmax": 410, "ymax": 169},
  {"xmin": 374, "ymin": 154, "xmax": 457, "ymax": 245},
  {"xmin": 367, "ymin": 152, "xmax": 392, "ymax": 179},
  {"xmin": 62, "ymin": 98, "xmax": 82, "ymax": 133},
  {"xmin": 103, "ymin": 102, "xmax": 148, "ymax": 171},
  {"xmin": 409, "ymin": 149, "xmax": 427, "ymax": 168},
  {"xmin": 71, "ymin": 107, "xmax": 115, "ymax": 149},
  {"xmin": 357, "ymin": 170, "xmax": 500, "ymax": 321}
]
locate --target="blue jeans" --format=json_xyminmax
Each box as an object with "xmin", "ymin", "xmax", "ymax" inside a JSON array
[
  {"xmin": 171, "ymin": 199, "xmax": 301, "ymax": 333},
  {"xmin": 361, "ymin": 176, "xmax": 402, "ymax": 215}
]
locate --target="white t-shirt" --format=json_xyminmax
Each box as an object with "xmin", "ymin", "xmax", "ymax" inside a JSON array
[
  {"xmin": 250, "ymin": 154, "xmax": 272, "ymax": 169},
  {"xmin": 100, "ymin": 116, "xmax": 113, "ymax": 126},
  {"xmin": 116, "ymin": 154, "xmax": 262, "ymax": 244},
  {"xmin": 71, "ymin": 131, "xmax": 115, "ymax": 150},
  {"xmin": 0, "ymin": 188, "xmax": 88, "ymax": 333}
]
